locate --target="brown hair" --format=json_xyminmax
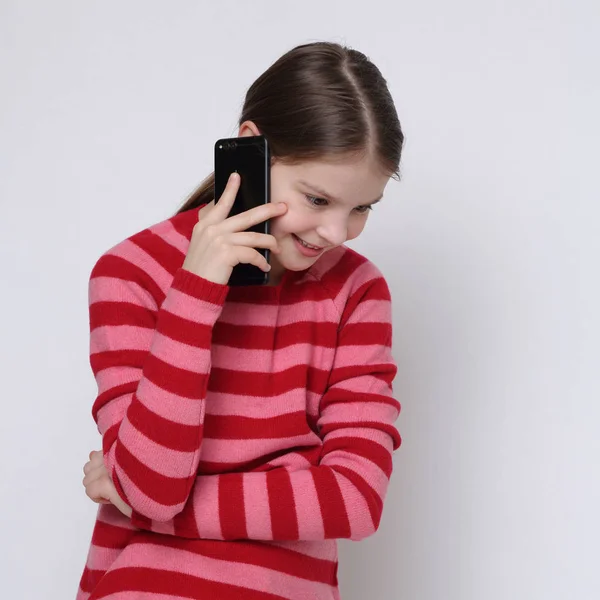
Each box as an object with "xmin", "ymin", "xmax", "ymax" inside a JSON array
[{"xmin": 177, "ymin": 41, "xmax": 404, "ymax": 214}]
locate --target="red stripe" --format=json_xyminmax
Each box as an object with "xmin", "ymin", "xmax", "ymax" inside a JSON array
[
  {"xmin": 213, "ymin": 321, "xmax": 338, "ymax": 350},
  {"xmin": 173, "ymin": 499, "xmax": 200, "ymax": 538},
  {"xmin": 331, "ymin": 464, "xmax": 383, "ymax": 530},
  {"xmin": 90, "ymin": 520, "xmax": 135, "ymax": 549},
  {"xmin": 131, "ymin": 230, "xmax": 185, "ymax": 275},
  {"xmin": 322, "ymin": 436, "xmax": 394, "ymax": 477},
  {"xmin": 209, "ymin": 365, "xmax": 329, "ymax": 397},
  {"xmin": 143, "ymin": 353, "xmax": 210, "ymax": 399},
  {"xmin": 92, "ymin": 382, "xmax": 136, "ymax": 421},
  {"xmin": 91, "ymin": 349, "xmax": 213, "ymax": 400},
  {"xmin": 218, "ymin": 473, "xmax": 247, "ymax": 539},
  {"xmin": 310, "ymin": 466, "xmax": 351, "ymax": 538},
  {"xmin": 102, "ymin": 423, "xmax": 119, "ymax": 454},
  {"xmin": 170, "ymin": 205, "xmax": 199, "ymax": 239},
  {"xmin": 90, "ymin": 349, "xmax": 146, "ymax": 374},
  {"xmin": 328, "ymin": 362, "xmax": 397, "ymax": 386},
  {"xmin": 91, "ymin": 565, "xmax": 288, "ymax": 600},
  {"xmin": 340, "ymin": 321, "xmax": 392, "ymax": 346},
  {"xmin": 143, "ymin": 535, "xmax": 338, "ymax": 584},
  {"xmin": 89, "ymin": 301, "xmax": 156, "ymax": 329},
  {"xmin": 266, "ymin": 469, "xmax": 299, "ymax": 539},
  {"xmin": 198, "ymin": 445, "xmax": 321, "ymax": 474},
  {"xmin": 339, "ymin": 276, "xmax": 390, "ymax": 327},
  {"xmin": 320, "ymin": 387, "xmax": 401, "ymax": 413},
  {"xmin": 320, "ymin": 421, "xmax": 401, "ymax": 450},
  {"xmin": 318, "ymin": 247, "xmax": 367, "ymax": 299},
  {"xmin": 155, "ymin": 308, "xmax": 214, "ymax": 346},
  {"xmin": 91, "ymin": 254, "xmax": 165, "ymax": 306},
  {"xmin": 78, "ymin": 566, "xmax": 105, "ymax": 593},
  {"xmin": 127, "ymin": 395, "xmax": 203, "ymax": 453},
  {"xmin": 204, "ymin": 411, "xmax": 310, "ymax": 440},
  {"xmin": 113, "ymin": 440, "xmax": 192, "ymax": 508}
]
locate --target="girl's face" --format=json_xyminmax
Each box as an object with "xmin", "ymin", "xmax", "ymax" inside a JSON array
[{"xmin": 267, "ymin": 157, "xmax": 390, "ymax": 282}]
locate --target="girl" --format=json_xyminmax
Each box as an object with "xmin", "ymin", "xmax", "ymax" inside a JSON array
[{"xmin": 79, "ymin": 41, "xmax": 404, "ymax": 600}]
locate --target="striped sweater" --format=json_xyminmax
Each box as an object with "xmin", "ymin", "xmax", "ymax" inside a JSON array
[{"xmin": 76, "ymin": 205, "xmax": 401, "ymax": 600}]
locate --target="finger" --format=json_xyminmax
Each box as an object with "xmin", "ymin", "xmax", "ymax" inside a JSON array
[
  {"xmin": 212, "ymin": 172, "xmax": 241, "ymax": 219},
  {"xmin": 197, "ymin": 200, "xmax": 215, "ymax": 221},
  {"xmin": 220, "ymin": 201, "xmax": 287, "ymax": 234},
  {"xmin": 233, "ymin": 246, "xmax": 272, "ymax": 273},
  {"xmin": 89, "ymin": 452, "xmax": 104, "ymax": 470},
  {"xmin": 227, "ymin": 232, "xmax": 280, "ymax": 253},
  {"xmin": 83, "ymin": 464, "xmax": 105, "ymax": 487},
  {"xmin": 86, "ymin": 480, "xmax": 112, "ymax": 504}
]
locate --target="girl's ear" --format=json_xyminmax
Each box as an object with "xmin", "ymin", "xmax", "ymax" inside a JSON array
[{"xmin": 238, "ymin": 120, "xmax": 261, "ymax": 137}]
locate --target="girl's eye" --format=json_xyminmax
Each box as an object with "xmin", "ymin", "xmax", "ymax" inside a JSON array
[
  {"xmin": 304, "ymin": 194, "xmax": 373, "ymax": 214},
  {"xmin": 305, "ymin": 194, "xmax": 328, "ymax": 207}
]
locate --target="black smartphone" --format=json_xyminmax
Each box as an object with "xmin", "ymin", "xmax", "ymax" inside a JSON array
[{"xmin": 214, "ymin": 135, "xmax": 271, "ymax": 286}]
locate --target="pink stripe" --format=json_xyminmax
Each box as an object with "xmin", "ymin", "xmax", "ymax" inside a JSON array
[
  {"xmin": 95, "ymin": 366, "xmax": 140, "ymax": 392},
  {"xmin": 333, "ymin": 260, "xmax": 379, "ymax": 309},
  {"xmin": 161, "ymin": 286, "xmax": 224, "ymax": 323},
  {"xmin": 332, "ymin": 344, "xmax": 390, "ymax": 368},
  {"xmin": 75, "ymin": 590, "xmax": 90, "ymax": 600},
  {"xmin": 290, "ymin": 470, "xmax": 325, "ymax": 539},
  {"xmin": 191, "ymin": 475, "xmax": 222, "ymax": 539},
  {"xmin": 108, "ymin": 239, "xmax": 173, "ymax": 295},
  {"xmin": 118, "ymin": 417, "xmax": 200, "ymax": 479},
  {"xmin": 205, "ymin": 389, "xmax": 320, "ymax": 418},
  {"xmin": 331, "ymin": 373, "xmax": 393, "ymax": 394},
  {"xmin": 85, "ymin": 545, "xmax": 123, "ymax": 570},
  {"xmin": 89, "ymin": 276, "xmax": 156, "ymax": 309},
  {"xmin": 243, "ymin": 471, "xmax": 272, "ymax": 539},
  {"xmin": 90, "ymin": 325, "xmax": 154, "ymax": 354},
  {"xmin": 95, "ymin": 393, "xmax": 132, "ymax": 438},
  {"xmin": 332, "ymin": 470, "xmax": 374, "ymax": 540},
  {"xmin": 136, "ymin": 517, "xmax": 177, "ymax": 536},
  {"xmin": 270, "ymin": 539, "xmax": 338, "ymax": 562},
  {"xmin": 200, "ymin": 433, "xmax": 321, "ymax": 462},
  {"xmin": 324, "ymin": 426, "xmax": 394, "ymax": 447},
  {"xmin": 137, "ymin": 378, "xmax": 200, "ymax": 424},
  {"xmin": 220, "ymin": 300, "xmax": 338, "ymax": 327},
  {"xmin": 149, "ymin": 330, "xmax": 212, "ymax": 373},
  {"xmin": 321, "ymin": 451, "xmax": 388, "ymax": 496},
  {"xmin": 345, "ymin": 298, "xmax": 390, "ymax": 324},
  {"xmin": 149, "ymin": 219, "xmax": 190, "ymax": 254},
  {"xmin": 319, "ymin": 403, "xmax": 399, "ymax": 430},
  {"xmin": 108, "ymin": 540, "xmax": 337, "ymax": 598},
  {"xmin": 211, "ymin": 343, "xmax": 335, "ymax": 374},
  {"xmin": 114, "ymin": 459, "xmax": 185, "ymax": 520},
  {"xmin": 264, "ymin": 451, "xmax": 313, "ymax": 471}
]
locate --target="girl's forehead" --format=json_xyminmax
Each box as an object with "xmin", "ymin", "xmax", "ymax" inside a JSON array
[{"xmin": 274, "ymin": 158, "xmax": 390, "ymax": 201}]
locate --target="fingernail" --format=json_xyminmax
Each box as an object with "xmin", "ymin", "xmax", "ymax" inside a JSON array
[{"xmin": 230, "ymin": 172, "xmax": 239, "ymax": 181}]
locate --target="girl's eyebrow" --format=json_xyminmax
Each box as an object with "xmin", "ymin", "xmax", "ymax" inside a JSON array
[{"xmin": 299, "ymin": 180, "xmax": 383, "ymax": 205}]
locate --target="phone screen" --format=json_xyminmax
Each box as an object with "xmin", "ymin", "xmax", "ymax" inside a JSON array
[{"xmin": 214, "ymin": 136, "xmax": 271, "ymax": 286}]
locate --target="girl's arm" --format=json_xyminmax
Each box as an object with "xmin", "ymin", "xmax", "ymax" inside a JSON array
[
  {"xmin": 129, "ymin": 274, "xmax": 401, "ymax": 541},
  {"xmin": 90, "ymin": 251, "xmax": 228, "ymax": 522}
]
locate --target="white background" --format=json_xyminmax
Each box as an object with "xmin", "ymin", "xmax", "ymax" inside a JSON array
[{"xmin": 1, "ymin": 1, "xmax": 598, "ymax": 599}]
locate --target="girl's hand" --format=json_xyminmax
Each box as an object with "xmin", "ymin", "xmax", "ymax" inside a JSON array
[
  {"xmin": 82, "ymin": 450, "xmax": 132, "ymax": 518},
  {"xmin": 182, "ymin": 172, "xmax": 287, "ymax": 285}
]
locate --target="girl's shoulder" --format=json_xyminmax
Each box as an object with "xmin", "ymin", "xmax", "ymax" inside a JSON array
[{"xmin": 89, "ymin": 209, "xmax": 199, "ymax": 300}]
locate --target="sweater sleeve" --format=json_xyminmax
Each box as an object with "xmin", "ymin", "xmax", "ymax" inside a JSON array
[
  {"xmin": 89, "ymin": 252, "xmax": 229, "ymax": 522},
  {"xmin": 130, "ymin": 273, "xmax": 401, "ymax": 541}
]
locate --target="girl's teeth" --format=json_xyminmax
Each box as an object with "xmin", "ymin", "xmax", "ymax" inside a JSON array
[{"xmin": 297, "ymin": 236, "xmax": 318, "ymax": 249}]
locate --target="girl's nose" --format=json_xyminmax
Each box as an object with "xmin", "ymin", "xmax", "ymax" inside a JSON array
[{"xmin": 315, "ymin": 218, "xmax": 348, "ymax": 248}]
